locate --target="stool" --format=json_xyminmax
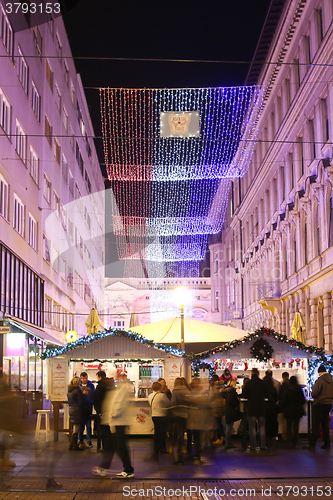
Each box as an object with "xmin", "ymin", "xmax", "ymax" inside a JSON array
[{"xmin": 35, "ymin": 410, "xmax": 51, "ymax": 442}]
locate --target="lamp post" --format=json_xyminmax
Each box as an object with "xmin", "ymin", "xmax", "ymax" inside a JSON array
[{"xmin": 173, "ymin": 286, "xmax": 192, "ymax": 354}]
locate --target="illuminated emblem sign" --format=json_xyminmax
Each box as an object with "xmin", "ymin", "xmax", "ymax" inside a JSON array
[{"xmin": 160, "ymin": 111, "xmax": 200, "ymax": 138}]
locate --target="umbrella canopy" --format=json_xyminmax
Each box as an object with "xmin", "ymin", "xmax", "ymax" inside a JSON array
[
  {"xmin": 129, "ymin": 312, "xmax": 139, "ymax": 328},
  {"xmin": 291, "ymin": 312, "xmax": 306, "ymax": 344},
  {"xmin": 85, "ymin": 308, "xmax": 101, "ymax": 336},
  {"xmin": 127, "ymin": 317, "xmax": 247, "ymax": 344}
]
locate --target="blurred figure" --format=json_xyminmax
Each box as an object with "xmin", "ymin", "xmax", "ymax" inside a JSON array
[
  {"xmin": 304, "ymin": 365, "xmax": 333, "ymax": 451},
  {"xmin": 209, "ymin": 378, "xmax": 225, "ymax": 445},
  {"xmin": 242, "ymin": 368, "xmax": 269, "ymax": 451},
  {"xmin": 148, "ymin": 381, "xmax": 170, "ymax": 460},
  {"xmin": 93, "ymin": 373, "xmax": 134, "ymax": 478},
  {"xmin": 186, "ymin": 378, "xmax": 209, "ymax": 462},
  {"xmin": 170, "ymin": 377, "xmax": 190, "ymax": 464},
  {"xmin": 278, "ymin": 372, "xmax": 290, "ymax": 441},
  {"xmin": 67, "ymin": 376, "xmax": 84, "ymax": 451},
  {"xmin": 222, "ymin": 379, "xmax": 242, "ymax": 450},
  {"xmin": 265, "ymin": 369, "xmax": 281, "ymax": 392},
  {"xmin": 281, "ymin": 376, "xmax": 305, "ymax": 448},
  {"xmin": 263, "ymin": 372, "xmax": 279, "ymax": 445},
  {"xmin": 93, "ymin": 371, "xmax": 114, "ymax": 451},
  {"xmin": 157, "ymin": 378, "xmax": 172, "ymax": 400},
  {"xmin": 79, "ymin": 372, "xmax": 95, "ymax": 449}
]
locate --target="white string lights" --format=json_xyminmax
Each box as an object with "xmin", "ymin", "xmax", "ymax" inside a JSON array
[{"xmin": 100, "ymin": 86, "xmax": 264, "ymax": 320}]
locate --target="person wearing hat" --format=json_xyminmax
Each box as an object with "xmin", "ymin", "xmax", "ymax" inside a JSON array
[{"xmin": 304, "ymin": 365, "xmax": 333, "ymax": 451}]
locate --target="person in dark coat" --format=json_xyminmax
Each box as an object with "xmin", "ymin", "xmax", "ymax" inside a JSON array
[
  {"xmin": 222, "ymin": 379, "xmax": 241, "ymax": 449},
  {"xmin": 93, "ymin": 371, "xmax": 114, "ymax": 451},
  {"xmin": 263, "ymin": 373, "xmax": 279, "ymax": 445},
  {"xmin": 242, "ymin": 368, "xmax": 269, "ymax": 451},
  {"xmin": 79, "ymin": 372, "xmax": 95, "ymax": 449},
  {"xmin": 281, "ymin": 376, "xmax": 305, "ymax": 448},
  {"xmin": 67, "ymin": 376, "xmax": 85, "ymax": 451},
  {"xmin": 278, "ymin": 372, "xmax": 289, "ymax": 441}
]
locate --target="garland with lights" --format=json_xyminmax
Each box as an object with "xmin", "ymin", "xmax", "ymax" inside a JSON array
[
  {"xmin": 307, "ymin": 356, "xmax": 333, "ymax": 388},
  {"xmin": 250, "ymin": 338, "xmax": 274, "ymax": 362},
  {"xmin": 41, "ymin": 327, "xmax": 185, "ymax": 360},
  {"xmin": 73, "ymin": 358, "xmax": 165, "ymax": 364}
]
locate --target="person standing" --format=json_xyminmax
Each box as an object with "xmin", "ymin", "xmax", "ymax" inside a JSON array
[
  {"xmin": 67, "ymin": 376, "xmax": 85, "ymax": 451},
  {"xmin": 148, "ymin": 381, "xmax": 170, "ymax": 460},
  {"xmin": 186, "ymin": 378, "xmax": 209, "ymax": 462},
  {"xmin": 304, "ymin": 365, "xmax": 333, "ymax": 451},
  {"xmin": 93, "ymin": 372, "xmax": 134, "ymax": 478},
  {"xmin": 93, "ymin": 371, "xmax": 113, "ymax": 451},
  {"xmin": 79, "ymin": 372, "xmax": 95, "ymax": 449},
  {"xmin": 170, "ymin": 377, "xmax": 190, "ymax": 464},
  {"xmin": 242, "ymin": 368, "xmax": 269, "ymax": 451},
  {"xmin": 281, "ymin": 376, "xmax": 305, "ymax": 448},
  {"xmin": 263, "ymin": 373, "xmax": 279, "ymax": 446},
  {"xmin": 278, "ymin": 372, "xmax": 290, "ymax": 441},
  {"xmin": 222, "ymin": 379, "xmax": 241, "ymax": 450}
]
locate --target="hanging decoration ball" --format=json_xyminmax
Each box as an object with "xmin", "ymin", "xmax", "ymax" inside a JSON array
[
  {"xmin": 66, "ymin": 331, "xmax": 78, "ymax": 343},
  {"xmin": 250, "ymin": 338, "xmax": 274, "ymax": 362}
]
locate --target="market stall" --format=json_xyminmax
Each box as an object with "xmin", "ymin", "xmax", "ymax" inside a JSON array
[
  {"xmin": 42, "ymin": 329, "xmax": 183, "ymax": 435},
  {"xmin": 192, "ymin": 327, "xmax": 328, "ymax": 433}
]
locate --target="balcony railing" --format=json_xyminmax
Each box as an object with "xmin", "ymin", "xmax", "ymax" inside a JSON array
[{"xmin": 257, "ymin": 281, "xmax": 281, "ymax": 299}]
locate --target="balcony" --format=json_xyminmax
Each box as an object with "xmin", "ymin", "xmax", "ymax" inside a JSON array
[
  {"xmin": 257, "ymin": 281, "xmax": 281, "ymax": 299},
  {"xmin": 224, "ymin": 307, "xmax": 242, "ymax": 322}
]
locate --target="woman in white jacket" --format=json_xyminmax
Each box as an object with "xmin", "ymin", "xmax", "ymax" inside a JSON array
[
  {"xmin": 148, "ymin": 381, "xmax": 170, "ymax": 459},
  {"xmin": 93, "ymin": 373, "xmax": 134, "ymax": 479}
]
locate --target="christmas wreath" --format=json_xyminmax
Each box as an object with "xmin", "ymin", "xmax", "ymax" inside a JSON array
[{"xmin": 250, "ymin": 338, "xmax": 274, "ymax": 362}]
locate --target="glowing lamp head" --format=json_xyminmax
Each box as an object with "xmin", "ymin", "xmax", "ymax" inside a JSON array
[{"xmin": 173, "ymin": 286, "xmax": 192, "ymax": 308}]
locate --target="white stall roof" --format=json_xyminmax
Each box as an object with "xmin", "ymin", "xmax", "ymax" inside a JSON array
[{"xmin": 61, "ymin": 334, "xmax": 180, "ymax": 360}]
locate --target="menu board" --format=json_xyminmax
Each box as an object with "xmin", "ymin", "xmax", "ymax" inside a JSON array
[
  {"xmin": 168, "ymin": 360, "xmax": 181, "ymax": 385},
  {"xmin": 47, "ymin": 358, "xmax": 69, "ymax": 401}
]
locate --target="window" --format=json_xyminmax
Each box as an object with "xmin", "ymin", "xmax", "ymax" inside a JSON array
[
  {"xmin": 68, "ymin": 218, "xmax": 73, "ymax": 240},
  {"xmin": 0, "ymin": 89, "xmax": 11, "ymax": 134},
  {"xmin": 67, "ymin": 264, "xmax": 74, "ymax": 287},
  {"xmin": 76, "ymin": 142, "xmax": 84, "ymax": 174},
  {"xmin": 298, "ymin": 136, "xmax": 304, "ymax": 177},
  {"xmin": 29, "ymin": 146, "xmax": 39, "ymax": 185},
  {"xmin": 64, "ymin": 62, "xmax": 69, "ymax": 86},
  {"xmin": 53, "ymin": 301, "xmax": 60, "ymax": 327},
  {"xmin": 55, "ymin": 32, "xmax": 62, "ymax": 61},
  {"xmin": 18, "ymin": 47, "xmax": 28, "ymax": 94},
  {"xmin": 53, "ymin": 190, "xmax": 60, "ymax": 216},
  {"xmin": 215, "ymin": 290, "xmax": 219, "ymax": 312},
  {"xmin": 32, "ymin": 21, "xmax": 42, "ymax": 59},
  {"xmin": 214, "ymin": 252, "xmax": 218, "ymax": 274},
  {"xmin": 45, "ymin": 115, "xmax": 52, "ymax": 146},
  {"xmin": 53, "ymin": 247, "xmax": 59, "ymax": 273},
  {"xmin": 15, "ymin": 120, "xmax": 27, "ymax": 164},
  {"xmin": 70, "ymin": 79, "xmax": 75, "ymax": 105},
  {"xmin": 44, "ymin": 297, "xmax": 52, "ymax": 323},
  {"xmin": 60, "ymin": 255, "xmax": 66, "ymax": 279},
  {"xmin": 0, "ymin": 173, "xmax": 9, "ymax": 220},
  {"xmin": 31, "ymin": 81, "xmax": 40, "ymax": 121},
  {"xmin": 61, "ymin": 307, "xmax": 67, "ymax": 331},
  {"xmin": 13, "ymin": 194, "xmax": 25, "ymax": 237},
  {"xmin": 43, "ymin": 233, "xmax": 50, "ymax": 262},
  {"xmin": 60, "ymin": 205, "xmax": 67, "ymax": 229},
  {"xmin": 69, "ymin": 169, "xmax": 74, "ymax": 195},
  {"xmin": 0, "ymin": 4, "xmax": 13, "ymax": 55},
  {"xmin": 62, "ymin": 107, "xmax": 68, "ymax": 132},
  {"xmin": 54, "ymin": 138, "xmax": 61, "ymax": 164},
  {"xmin": 77, "ymin": 100, "xmax": 85, "ymax": 136},
  {"xmin": 309, "ymin": 119, "xmax": 316, "ymax": 161},
  {"xmin": 85, "ymin": 170, "xmax": 91, "ymax": 193},
  {"xmin": 322, "ymin": 98, "xmax": 329, "ymax": 142},
  {"xmin": 69, "ymin": 125, "xmax": 74, "ymax": 150},
  {"xmin": 43, "ymin": 174, "xmax": 51, "ymax": 204},
  {"xmin": 317, "ymin": 8, "xmax": 324, "ymax": 44},
  {"xmin": 55, "ymin": 83, "xmax": 61, "ymax": 111},
  {"xmin": 329, "ymin": 197, "xmax": 333, "ymax": 247},
  {"xmin": 61, "ymin": 154, "xmax": 68, "ymax": 181},
  {"xmin": 28, "ymin": 213, "xmax": 37, "ymax": 250},
  {"xmin": 46, "ymin": 59, "xmax": 53, "ymax": 90},
  {"xmin": 289, "ymin": 152, "xmax": 294, "ymax": 190}
]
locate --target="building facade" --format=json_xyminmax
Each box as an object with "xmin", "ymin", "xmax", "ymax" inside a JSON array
[
  {"xmin": 0, "ymin": 4, "xmax": 105, "ymax": 389},
  {"xmin": 105, "ymin": 277, "xmax": 211, "ymax": 329},
  {"xmin": 210, "ymin": 0, "xmax": 333, "ymax": 350}
]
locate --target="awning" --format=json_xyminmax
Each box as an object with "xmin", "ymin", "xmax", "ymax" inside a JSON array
[{"xmin": 4, "ymin": 319, "xmax": 63, "ymax": 346}]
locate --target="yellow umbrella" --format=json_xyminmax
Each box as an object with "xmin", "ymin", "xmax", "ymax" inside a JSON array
[
  {"xmin": 129, "ymin": 313, "xmax": 139, "ymax": 328},
  {"xmin": 291, "ymin": 312, "xmax": 306, "ymax": 344},
  {"xmin": 85, "ymin": 308, "xmax": 101, "ymax": 336}
]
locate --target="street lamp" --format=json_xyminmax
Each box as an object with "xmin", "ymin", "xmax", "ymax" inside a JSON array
[{"xmin": 172, "ymin": 286, "xmax": 192, "ymax": 353}]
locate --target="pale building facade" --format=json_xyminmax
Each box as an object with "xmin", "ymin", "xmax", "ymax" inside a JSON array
[
  {"xmin": 210, "ymin": 0, "xmax": 333, "ymax": 350},
  {"xmin": 105, "ymin": 277, "xmax": 211, "ymax": 329},
  {"xmin": 0, "ymin": 4, "xmax": 105, "ymax": 357}
]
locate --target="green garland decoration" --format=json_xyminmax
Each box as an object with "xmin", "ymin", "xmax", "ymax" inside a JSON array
[{"xmin": 250, "ymin": 338, "xmax": 274, "ymax": 362}]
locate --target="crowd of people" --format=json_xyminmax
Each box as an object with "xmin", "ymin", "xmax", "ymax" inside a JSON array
[{"xmin": 65, "ymin": 366, "xmax": 333, "ymax": 479}]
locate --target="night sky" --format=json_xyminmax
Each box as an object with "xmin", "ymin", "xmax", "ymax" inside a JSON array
[{"xmin": 61, "ymin": 0, "xmax": 271, "ymax": 275}]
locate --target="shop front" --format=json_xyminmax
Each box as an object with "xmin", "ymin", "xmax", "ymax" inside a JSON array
[{"xmin": 44, "ymin": 330, "xmax": 183, "ymax": 435}]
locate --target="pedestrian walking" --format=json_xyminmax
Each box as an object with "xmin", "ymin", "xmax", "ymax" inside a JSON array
[
  {"xmin": 304, "ymin": 365, "xmax": 333, "ymax": 451},
  {"xmin": 67, "ymin": 376, "xmax": 85, "ymax": 451}
]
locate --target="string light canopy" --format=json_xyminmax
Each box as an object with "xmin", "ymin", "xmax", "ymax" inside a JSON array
[{"xmin": 100, "ymin": 86, "xmax": 265, "ymax": 182}]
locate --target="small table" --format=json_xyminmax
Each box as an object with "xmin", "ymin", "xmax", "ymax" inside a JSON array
[{"xmin": 52, "ymin": 400, "xmax": 71, "ymax": 442}]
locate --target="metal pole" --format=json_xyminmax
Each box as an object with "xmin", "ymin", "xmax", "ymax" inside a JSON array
[{"xmin": 180, "ymin": 305, "xmax": 185, "ymax": 376}]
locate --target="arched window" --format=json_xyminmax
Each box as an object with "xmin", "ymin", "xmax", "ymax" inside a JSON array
[{"xmin": 329, "ymin": 196, "xmax": 333, "ymax": 247}]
